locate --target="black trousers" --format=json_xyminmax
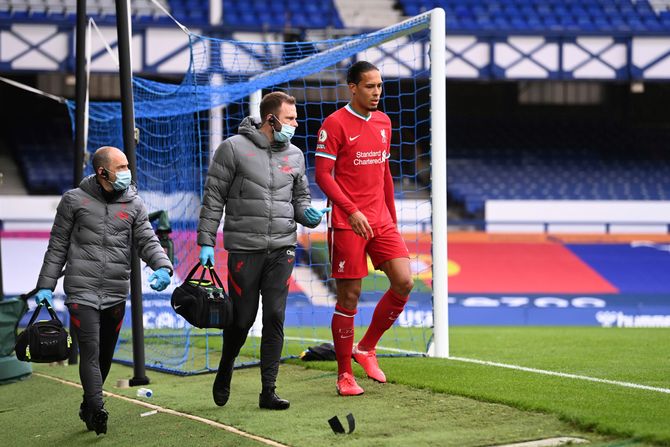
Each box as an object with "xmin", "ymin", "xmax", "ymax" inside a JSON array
[
  {"xmin": 220, "ymin": 247, "xmax": 295, "ymax": 388},
  {"xmin": 67, "ymin": 301, "xmax": 125, "ymax": 411}
]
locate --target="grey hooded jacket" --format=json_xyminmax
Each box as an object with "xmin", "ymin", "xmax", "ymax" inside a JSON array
[
  {"xmin": 37, "ymin": 175, "xmax": 172, "ymax": 310},
  {"xmin": 197, "ymin": 116, "xmax": 315, "ymax": 252}
]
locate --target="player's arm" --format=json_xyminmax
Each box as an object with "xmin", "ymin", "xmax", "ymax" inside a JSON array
[
  {"xmin": 314, "ymin": 122, "xmax": 373, "ymax": 239},
  {"xmin": 315, "ymin": 158, "xmax": 373, "ymax": 240},
  {"xmin": 314, "ymin": 156, "xmax": 356, "ymax": 215},
  {"xmin": 384, "ymin": 159, "xmax": 397, "ymax": 225}
]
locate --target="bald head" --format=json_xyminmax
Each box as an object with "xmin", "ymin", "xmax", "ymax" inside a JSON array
[
  {"xmin": 93, "ymin": 146, "xmax": 130, "ymax": 191},
  {"xmin": 92, "ymin": 146, "xmax": 123, "ymax": 172}
]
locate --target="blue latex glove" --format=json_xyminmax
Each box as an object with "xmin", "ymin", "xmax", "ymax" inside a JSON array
[
  {"xmin": 304, "ymin": 207, "xmax": 331, "ymax": 226},
  {"xmin": 148, "ymin": 268, "xmax": 171, "ymax": 291},
  {"xmin": 35, "ymin": 289, "xmax": 53, "ymax": 307},
  {"xmin": 199, "ymin": 245, "xmax": 215, "ymax": 267}
]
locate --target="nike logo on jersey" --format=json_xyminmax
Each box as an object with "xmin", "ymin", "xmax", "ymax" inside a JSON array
[{"xmin": 349, "ymin": 135, "xmax": 360, "ymax": 141}]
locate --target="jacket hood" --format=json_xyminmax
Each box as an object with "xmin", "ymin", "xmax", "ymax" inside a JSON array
[
  {"xmin": 79, "ymin": 174, "xmax": 137, "ymax": 203},
  {"xmin": 238, "ymin": 116, "xmax": 290, "ymax": 152}
]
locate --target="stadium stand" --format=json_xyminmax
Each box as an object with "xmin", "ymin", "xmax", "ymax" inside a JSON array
[
  {"xmin": 223, "ymin": 0, "xmax": 343, "ymax": 29},
  {"xmin": 0, "ymin": 0, "xmax": 344, "ymax": 28},
  {"xmin": 8, "ymin": 120, "xmax": 73, "ymax": 195},
  {"xmin": 0, "ymin": 0, "xmax": 171, "ymax": 24},
  {"xmin": 446, "ymin": 119, "xmax": 670, "ymax": 214},
  {"xmin": 397, "ymin": 0, "xmax": 670, "ymax": 33},
  {"xmin": 3, "ymin": 0, "xmax": 668, "ymax": 31}
]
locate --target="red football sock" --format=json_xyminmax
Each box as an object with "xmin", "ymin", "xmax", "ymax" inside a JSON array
[
  {"xmin": 331, "ymin": 303, "xmax": 357, "ymax": 376},
  {"xmin": 358, "ymin": 289, "xmax": 409, "ymax": 351}
]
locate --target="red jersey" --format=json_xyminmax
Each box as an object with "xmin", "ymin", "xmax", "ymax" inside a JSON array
[{"xmin": 315, "ymin": 104, "xmax": 394, "ymax": 229}]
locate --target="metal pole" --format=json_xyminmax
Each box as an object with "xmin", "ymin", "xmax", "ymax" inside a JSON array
[
  {"xmin": 74, "ymin": 0, "xmax": 86, "ymax": 185},
  {"xmin": 115, "ymin": 0, "xmax": 149, "ymax": 386},
  {"xmin": 69, "ymin": 0, "xmax": 88, "ymax": 365},
  {"xmin": 430, "ymin": 8, "xmax": 449, "ymax": 358}
]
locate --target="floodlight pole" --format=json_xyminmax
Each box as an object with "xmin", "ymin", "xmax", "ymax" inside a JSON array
[
  {"xmin": 69, "ymin": 0, "xmax": 88, "ymax": 365},
  {"xmin": 430, "ymin": 8, "xmax": 449, "ymax": 358},
  {"xmin": 115, "ymin": 0, "xmax": 149, "ymax": 386}
]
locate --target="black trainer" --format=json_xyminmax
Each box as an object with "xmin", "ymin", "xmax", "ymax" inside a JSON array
[
  {"xmin": 78, "ymin": 399, "xmax": 95, "ymax": 431},
  {"xmin": 259, "ymin": 387, "xmax": 290, "ymax": 410},
  {"xmin": 91, "ymin": 407, "xmax": 109, "ymax": 435},
  {"xmin": 212, "ymin": 362, "xmax": 234, "ymax": 407}
]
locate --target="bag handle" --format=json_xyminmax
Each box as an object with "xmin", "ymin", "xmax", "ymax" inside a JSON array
[
  {"xmin": 185, "ymin": 262, "xmax": 225, "ymax": 290},
  {"xmin": 20, "ymin": 269, "xmax": 65, "ymax": 302},
  {"xmin": 26, "ymin": 301, "xmax": 62, "ymax": 327}
]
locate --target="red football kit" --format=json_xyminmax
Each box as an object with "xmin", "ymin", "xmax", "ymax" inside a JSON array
[{"xmin": 315, "ymin": 104, "xmax": 408, "ymax": 279}]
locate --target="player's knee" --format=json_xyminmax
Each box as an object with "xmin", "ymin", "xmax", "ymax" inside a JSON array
[
  {"xmin": 393, "ymin": 276, "xmax": 414, "ymax": 296},
  {"xmin": 338, "ymin": 291, "xmax": 360, "ymax": 310}
]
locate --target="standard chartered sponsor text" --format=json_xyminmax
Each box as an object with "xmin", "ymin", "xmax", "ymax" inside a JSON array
[{"xmin": 354, "ymin": 150, "xmax": 386, "ymax": 165}]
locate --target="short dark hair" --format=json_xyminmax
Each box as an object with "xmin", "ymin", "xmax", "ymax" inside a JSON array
[
  {"xmin": 260, "ymin": 91, "xmax": 296, "ymax": 122},
  {"xmin": 347, "ymin": 61, "xmax": 379, "ymax": 85}
]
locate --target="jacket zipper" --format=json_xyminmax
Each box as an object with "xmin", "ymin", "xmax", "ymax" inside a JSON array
[
  {"xmin": 101, "ymin": 204, "xmax": 108, "ymax": 310},
  {"xmin": 267, "ymin": 150, "xmax": 274, "ymax": 253}
]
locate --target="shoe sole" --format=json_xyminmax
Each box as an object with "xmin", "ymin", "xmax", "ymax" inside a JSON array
[
  {"xmin": 259, "ymin": 404, "xmax": 290, "ymax": 410},
  {"xmin": 336, "ymin": 388, "xmax": 365, "ymax": 396}
]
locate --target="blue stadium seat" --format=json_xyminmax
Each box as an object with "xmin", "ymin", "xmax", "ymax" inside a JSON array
[{"xmin": 398, "ymin": 0, "xmax": 669, "ymax": 33}]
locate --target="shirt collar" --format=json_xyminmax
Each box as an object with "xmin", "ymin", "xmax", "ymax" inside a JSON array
[{"xmin": 345, "ymin": 103, "xmax": 372, "ymax": 121}]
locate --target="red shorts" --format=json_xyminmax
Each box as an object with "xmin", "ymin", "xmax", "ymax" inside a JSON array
[{"xmin": 328, "ymin": 223, "xmax": 409, "ymax": 279}]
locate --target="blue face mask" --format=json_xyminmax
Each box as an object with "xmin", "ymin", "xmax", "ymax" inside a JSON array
[
  {"xmin": 108, "ymin": 169, "xmax": 132, "ymax": 191},
  {"xmin": 272, "ymin": 117, "xmax": 296, "ymax": 143}
]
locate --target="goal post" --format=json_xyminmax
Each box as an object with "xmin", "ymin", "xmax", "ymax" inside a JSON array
[{"xmin": 429, "ymin": 7, "xmax": 449, "ymax": 358}]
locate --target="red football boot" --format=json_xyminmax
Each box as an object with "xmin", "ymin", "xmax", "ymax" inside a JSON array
[
  {"xmin": 336, "ymin": 372, "xmax": 364, "ymax": 396},
  {"xmin": 352, "ymin": 344, "xmax": 387, "ymax": 383}
]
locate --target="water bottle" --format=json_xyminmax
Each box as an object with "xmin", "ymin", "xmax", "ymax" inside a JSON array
[{"xmin": 136, "ymin": 387, "xmax": 153, "ymax": 398}]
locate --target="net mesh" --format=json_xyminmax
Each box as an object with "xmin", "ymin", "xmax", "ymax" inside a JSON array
[{"xmin": 66, "ymin": 14, "xmax": 434, "ymax": 375}]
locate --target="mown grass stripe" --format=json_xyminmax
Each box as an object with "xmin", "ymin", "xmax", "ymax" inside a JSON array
[{"xmin": 448, "ymin": 356, "xmax": 670, "ymax": 394}]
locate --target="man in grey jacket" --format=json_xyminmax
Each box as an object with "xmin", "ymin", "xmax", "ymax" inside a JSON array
[
  {"xmin": 35, "ymin": 146, "xmax": 173, "ymax": 435},
  {"xmin": 198, "ymin": 91, "xmax": 327, "ymax": 410}
]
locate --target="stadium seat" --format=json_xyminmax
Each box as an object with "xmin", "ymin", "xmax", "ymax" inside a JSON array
[
  {"xmin": 397, "ymin": 0, "xmax": 670, "ymax": 34},
  {"xmin": 445, "ymin": 119, "xmax": 670, "ymax": 215}
]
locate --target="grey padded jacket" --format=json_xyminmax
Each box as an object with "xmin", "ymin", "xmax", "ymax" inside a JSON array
[
  {"xmin": 37, "ymin": 175, "xmax": 173, "ymax": 310},
  {"xmin": 197, "ymin": 116, "xmax": 315, "ymax": 252}
]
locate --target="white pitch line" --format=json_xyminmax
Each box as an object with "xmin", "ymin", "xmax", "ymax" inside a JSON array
[
  {"xmin": 448, "ymin": 357, "xmax": 670, "ymax": 395},
  {"xmin": 34, "ymin": 373, "xmax": 289, "ymax": 447}
]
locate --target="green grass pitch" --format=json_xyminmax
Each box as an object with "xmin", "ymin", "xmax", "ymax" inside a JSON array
[{"xmin": 1, "ymin": 326, "xmax": 668, "ymax": 446}]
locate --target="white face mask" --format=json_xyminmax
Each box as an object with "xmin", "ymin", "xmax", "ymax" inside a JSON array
[
  {"xmin": 105, "ymin": 169, "xmax": 132, "ymax": 191},
  {"xmin": 271, "ymin": 115, "xmax": 296, "ymax": 143},
  {"xmin": 274, "ymin": 123, "xmax": 296, "ymax": 143}
]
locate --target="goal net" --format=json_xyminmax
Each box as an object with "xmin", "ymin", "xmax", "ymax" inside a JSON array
[{"xmin": 73, "ymin": 10, "xmax": 445, "ymax": 375}]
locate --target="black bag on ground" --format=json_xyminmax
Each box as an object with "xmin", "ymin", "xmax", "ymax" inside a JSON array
[
  {"xmin": 171, "ymin": 263, "xmax": 232, "ymax": 329},
  {"xmin": 15, "ymin": 302, "xmax": 72, "ymax": 363},
  {"xmin": 300, "ymin": 343, "xmax": 336, "ymax": 361}
]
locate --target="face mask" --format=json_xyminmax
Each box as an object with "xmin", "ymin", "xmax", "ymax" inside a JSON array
[
  {"xmin": 272, "ymin": 118, "xmax": 296, "ymax": 143},
  {"xmin": 109, "ymin": 169, "xmax": 132, "ymax": 191}
]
